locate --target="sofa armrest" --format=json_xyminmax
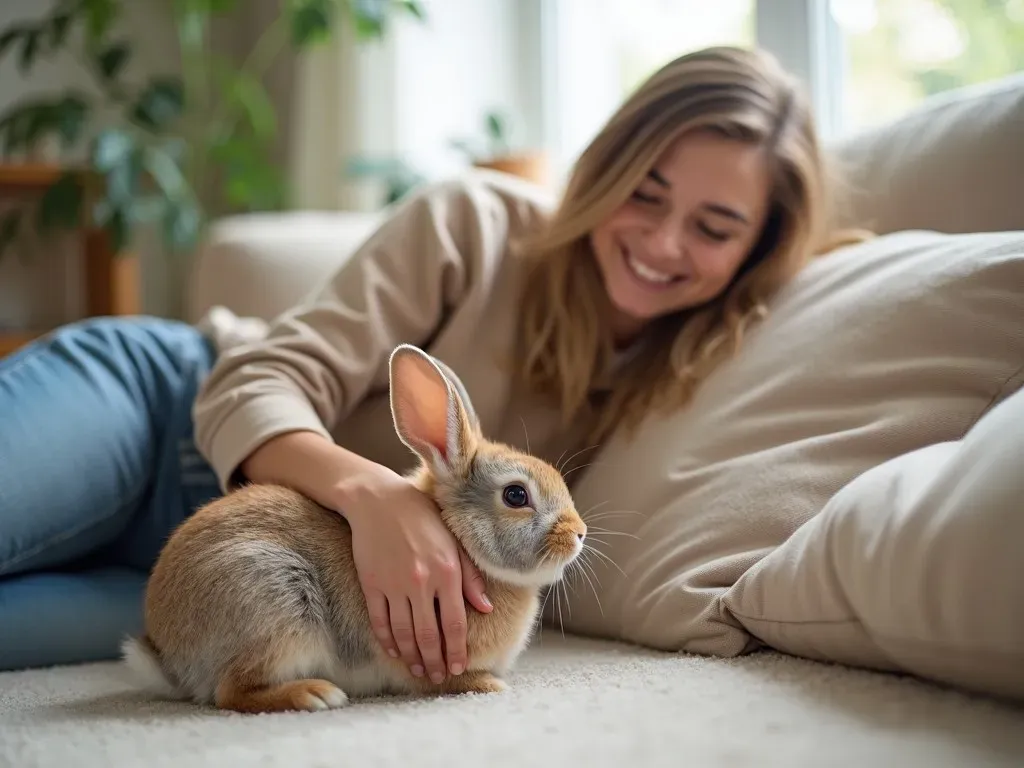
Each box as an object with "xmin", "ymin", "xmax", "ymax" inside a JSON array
[{"xmin": 186, "ymin": 209, "xmax": 385, "ymax": 324}]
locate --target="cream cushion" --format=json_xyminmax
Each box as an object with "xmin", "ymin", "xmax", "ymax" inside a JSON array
[
  {"xmin": 550, "ymin": 230, "xmax": 1024, "ymax": 685},
  {"xmin": 187, "ymin": 210, "xmax": 385, "ymax": 325},
  {"xmin": 831, "ymin": 73, "xmax": 1024, "ymax": 235},
  {"xmin": 723, "ymin": 384, "xmax": 1024, "ymax": 701}
]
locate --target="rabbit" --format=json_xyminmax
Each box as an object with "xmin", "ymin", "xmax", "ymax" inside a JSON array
[{"xmin": 120, "ymin": 343, "xmax": 587, "ymax": 714}]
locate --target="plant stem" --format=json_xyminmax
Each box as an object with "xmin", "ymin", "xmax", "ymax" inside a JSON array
[
  {"xmin": 176, "ymin": 6, "xmax": 210, "ymax": 209},
  {"xmin": 208, "ymin": 11, "xmax": 289, "ymax": 149}
]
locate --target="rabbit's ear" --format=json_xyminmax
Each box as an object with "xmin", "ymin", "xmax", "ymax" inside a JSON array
[
  {"xmin": 389, "ymin": 345, "xmax": 478, "ymax": 475},
  {"xmin": 428, "ymin": 356, "xmax": 480, "ymax": 432}
]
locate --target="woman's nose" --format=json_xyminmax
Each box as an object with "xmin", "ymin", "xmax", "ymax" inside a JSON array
[{"xmin": 644, "ymin": 220, "xmax": 685, "ymax": 261}]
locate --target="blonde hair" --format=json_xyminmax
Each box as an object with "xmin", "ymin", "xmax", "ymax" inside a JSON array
[{"xmin": 514, "ymin": 45, "xmax": 870, "ymax": 444}]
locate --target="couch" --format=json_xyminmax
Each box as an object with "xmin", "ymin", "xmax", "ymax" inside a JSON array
[
  {"xmin": 2, "ymin": 76, "xmax": 1022, "ymax": 768},
  {"xmin": 188, "ymin": 70, "xmax": 1024, "ymax": 694}
]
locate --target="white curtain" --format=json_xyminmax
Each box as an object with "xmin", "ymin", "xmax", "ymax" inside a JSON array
[{"xmin": 287, "ymin": 23, "xmax": 400, "ymax": 212}]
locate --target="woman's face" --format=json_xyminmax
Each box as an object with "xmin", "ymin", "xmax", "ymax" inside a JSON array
[{"xmin": 590, "ymin": 130, "xmax": 772, "ymax": 343}]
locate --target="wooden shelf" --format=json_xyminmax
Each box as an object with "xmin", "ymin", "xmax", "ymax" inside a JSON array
[
  {"xmin": 0, "ymin": 162, "xmax": 139, "ymax": 358},
  {"xmin": 0, "ymin": 162, "xmax": 87, "ymax": 191}
]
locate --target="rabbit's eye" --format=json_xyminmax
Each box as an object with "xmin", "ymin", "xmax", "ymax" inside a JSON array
[{"xmin": 502, "ymin": 484, "xmax": 530, "ymax": 508}]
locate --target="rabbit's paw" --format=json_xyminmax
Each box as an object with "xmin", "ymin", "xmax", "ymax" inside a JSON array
[
  {"xmin": 217, "ymin": 678, "xmax": 350, "ymax": 714},
  {"xmin": 444, "ymin": 671, "xmax": 508, "ymax": 696}
]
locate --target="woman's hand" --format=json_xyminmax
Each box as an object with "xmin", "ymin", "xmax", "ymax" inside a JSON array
[
  {"xmin": 339, "ymin": 464, "xmax": 494, "ymax": 682},
  {"xmin": 238, "ymin": 430, "xmax": 493, "ymax": 682}
]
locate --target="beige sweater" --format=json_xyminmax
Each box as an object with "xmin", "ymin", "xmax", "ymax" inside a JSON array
[{"xmin": 193, "ymin": 170, "xmax": 602, "ymax": 492}]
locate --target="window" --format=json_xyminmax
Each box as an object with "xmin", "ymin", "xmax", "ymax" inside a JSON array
[
  {"xmin": 830, "ymin": 0, "xmax": 1024, "ymax": 135},
  {"xmin": 537, "ymin": 0, "xmax": 1022, "ymax": 175},
  {"xmin": 543, "ymin": 0, "xmax": 754, "ymax": 177}
]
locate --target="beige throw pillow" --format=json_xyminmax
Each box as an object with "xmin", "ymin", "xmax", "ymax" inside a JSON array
[{"xmin": 548, "ymin": 229, "xmax": 1024, "ymax": 660}]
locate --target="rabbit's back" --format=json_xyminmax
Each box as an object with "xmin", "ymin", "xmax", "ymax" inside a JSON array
[{"xmin": 144, "ymin": 484, "xmax": 379, "ymax": 701}]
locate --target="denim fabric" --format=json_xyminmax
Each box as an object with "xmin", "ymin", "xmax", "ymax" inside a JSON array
[{"xmin": 0, "ymin": 316, "xmax": 222, "ymax": 669}]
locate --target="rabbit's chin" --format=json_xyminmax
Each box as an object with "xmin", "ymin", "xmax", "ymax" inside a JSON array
[{"xmin": 476, "ymin": 556, "xmax": 576, "ymax": 590}]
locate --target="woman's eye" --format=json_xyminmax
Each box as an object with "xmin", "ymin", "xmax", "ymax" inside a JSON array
[
  {"xmin": 698, "ymin": 223, "xmax": 729, "ymax": 242},
  {"xmin": 631, "ymin": 190, "xmax": 660, "ymax": 204},
  {"xmin": 502, "ymin": 484, "xmax": 530, "ymax": 508}
]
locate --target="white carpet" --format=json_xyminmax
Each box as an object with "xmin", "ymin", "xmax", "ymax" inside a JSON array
[{"xmin": 2, "ymin": 633, "xmax": 1023, "ymax": 768}]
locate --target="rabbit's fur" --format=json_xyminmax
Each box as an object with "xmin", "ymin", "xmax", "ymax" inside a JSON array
[{"xmin": 121, "ymin": 344, "xmax": 586, "ymax": 713}]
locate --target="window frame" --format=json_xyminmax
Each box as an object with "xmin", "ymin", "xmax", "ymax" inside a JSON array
[{"xmin": 519, "ymin": 0, "xmax": 847, "ymax": 178}]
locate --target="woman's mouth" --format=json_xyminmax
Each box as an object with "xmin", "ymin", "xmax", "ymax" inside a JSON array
[{"xmin": 623, "ymin": 247, "xmax": 685, "ymax": 290}]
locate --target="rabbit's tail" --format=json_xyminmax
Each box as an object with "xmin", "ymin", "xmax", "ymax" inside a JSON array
[{"xmin": 120, "ymin": 634, "xmax": 188, "ymax": 700}]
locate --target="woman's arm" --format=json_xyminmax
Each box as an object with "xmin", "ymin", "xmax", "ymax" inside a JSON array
[{"xmin": 192, "ymin": 174, "xmax": 547, "ymax": 682}]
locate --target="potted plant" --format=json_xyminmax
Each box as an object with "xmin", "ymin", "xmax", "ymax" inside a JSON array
[
  {"xmin": 0, "ymin": 0, "xmax": 426, "ymax": 261},
  {"xmin": 342, "ymin": 154, "xmax": 428, "ymax": 207},
  {"xmin": 449, "ymin": 110, "xmax": 548, "ymax": 185}
]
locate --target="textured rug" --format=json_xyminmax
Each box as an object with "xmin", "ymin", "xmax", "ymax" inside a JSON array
[{"xmin": 2, "ymin": 634, "xmax": 1023, "ymax": 768}]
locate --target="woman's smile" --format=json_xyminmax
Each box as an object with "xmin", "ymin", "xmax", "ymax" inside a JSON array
[{"xmin": 621, "ymin": 243, "xmax": 688, "ymax": 290}]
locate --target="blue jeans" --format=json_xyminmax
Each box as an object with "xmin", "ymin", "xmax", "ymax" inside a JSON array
[{"xmin": 0, "ymin": 316, "xmax": 223, "ymax": 670}]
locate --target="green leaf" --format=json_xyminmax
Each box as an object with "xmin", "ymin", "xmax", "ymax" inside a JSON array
[
  {"xmin": 18, "ymin": 28, "xmax": 41, "ymax": 74},
  {"xmin": 142, "ymin": 144, "xmax": 187, "ymax": 199},
  {"xmin": 353, "ymin": 13, "xmax": 384, "ymax": 39},
  {"xmin": 163, "ymin": 199, "xmax": 201, "ymax": 250},
  {"xmin": 97, "ymin": 42, "xmax": 130, "ymax": 81},
  {"xmin": 178, "ymin": 9, "xmax": 205, "ymax": 50},
  {"xmin": 82, "ymin": 0, "xmax": 118, "ymax": 44},
  {"xmin": 0, "ymin": 210, "xmax": 21, "ymax": 262},
  {"xmin": 0, "ymin": 27, "xmax": 26, "ymax": 60},
  {"xmin": 290, "ymin": 0, "xmax": 332, "ymax": 46},
  {"xmin": 131, "ymin": 77, "xmax": 184, "ymax": 131},
  {"xmin": 485, "ymin": 112, "xmax": 506, "ymax": 141},
  {"xmin": 37, "ymin": 172, "xmax": 84, "ymax": 231},
  {"xmin": 395, "ymin": 0, "xmax": 426, "ymax": 21},
  {"xmin": 105, "ymin": 207, "xmax": 129, "ymax": 253},
  {"xmin": 92, "ymin": 128, "xmax": 134, "ymax": 171},
  {"xmin": 227, "ymin": 72, "xmax": 276, "ymax": 140},
  {"xmin": 173, "ymin": 0, "xmax": 239, "ymax": 13},
  {"xmin": 92, "ymin": 197, "xmax": 114, "ymax": 227},
  {"xmin": 48, "ymin": 12, "xmax": 73, "ymax": 48},
  {"xmin": 0, "ymin": 102, "xmax": 48, "ymax": 156},
  {"xmin": 210, "ymin": 136, "xmax": 286, "ymax": 211},
  {"xmin": 351, "ymin": 0, "xmax": 391, "ymax": 38},
  {"xmin": 95, "ymin": 132, "xmax": 143, "ymax": 208},
  {"xmin": 105, "ymin": 153, "xmax": 142, "ymax": 205},
  {"xmin": 127, "ymin": 195, "xmax": 169, "ymax": 224},
  {"xmin": 0, "ymin": 29, "xmax": 21, "ymax": 57},
  {"xmin": 158, "ymin": 136, "xmax": 188, "ymax": 164},
  {"xmin": 56, "ymin": 93, "xmax": 90, "ymax": 147}
]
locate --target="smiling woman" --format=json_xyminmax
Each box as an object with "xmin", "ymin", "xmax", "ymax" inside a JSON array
[
  {"xmin": 515, "ymin": 45, "xmax": 850, "ymax": 446},
  {"xmin": 590, "ymin": 133, "xmax": 771, "ymax": 342}
]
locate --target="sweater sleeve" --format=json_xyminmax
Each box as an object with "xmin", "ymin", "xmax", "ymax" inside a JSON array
[{"xmin": 192, "ymin": 173, "xmax": 528, "ymax": 491}]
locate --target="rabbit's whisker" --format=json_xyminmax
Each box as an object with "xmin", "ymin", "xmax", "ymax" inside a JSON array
[
  {"xmin": 583, "ymin": 543, "xmax": 627, "ymax": 578},
  {"xmin": 580, "ymin": 500, "xmax": 611, "ymax": 519},
  {"xmin": 520, "ymin": 416, "xmax": 532, "ymax": 456},
  {"xmin": 568, "ymin": 556, "xmax": 604, "ymax": 617},
  {"xmin": 557, "ymin": 444, "xmax": 600, "ymax": 475},
  {"xmin": 586, "ymin": 527, "xmax": 641, "ymax": 541},
  {"xmin": 584, "ymin": 509, "xmax": 643, "ymax": 523},
  {"xmin": 562, "ymin": 461, "xmax": 598, "ymax": 480}
]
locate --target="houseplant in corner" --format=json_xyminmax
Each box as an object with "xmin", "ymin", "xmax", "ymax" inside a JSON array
[
  {"xmin": 0, "ymin": 0, "xmax": 425, "ymax": 260},
  {"xmin": 450, "ymin": 110, "xmax": 549, "ymax": 186}
]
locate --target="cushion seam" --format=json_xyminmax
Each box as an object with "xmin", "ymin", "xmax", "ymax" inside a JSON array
[{"xmin": 732, "ymin": 611, "xmax": 1024, "ymax": 659}]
